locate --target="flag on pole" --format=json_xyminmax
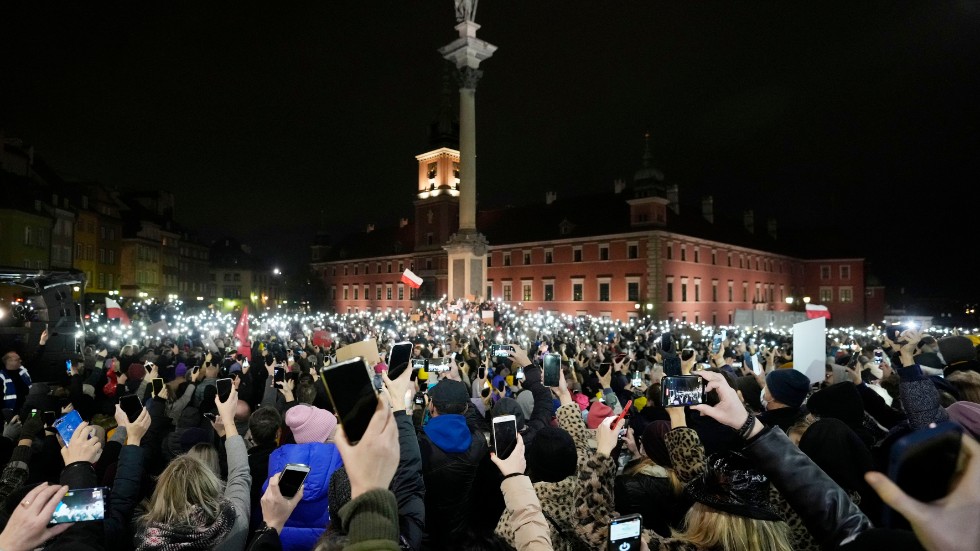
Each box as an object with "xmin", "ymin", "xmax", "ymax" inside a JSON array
[
  {"xmin": 105, "ymin": 297, "xmax": 130, "ymax": 325},
  {"xmin": 235, "ymin": 306, "xmax": 251, "ymax": 360},
  {"xmin": 805, "ymin": 303, "xmax": 831, "ymax": 320},
  {"xmin": 401, "ymin": 268, "xmax": 423, "ymax": 289}
]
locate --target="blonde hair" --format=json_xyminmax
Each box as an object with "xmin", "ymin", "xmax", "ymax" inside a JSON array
[
  {"xmin": 787, "ymin": 416, "xmax": 816, "ymax": 446},
  {"xmin": 186, "ymin": 443, "xmax": 221, "ymax": 475},
  {"xmin": 947, "ymin": 370, "xmax": 980, "ymax": 404},
  {"xmin": 624, "ymin": 457, "xmax": 684, "ymax": 495},
  {"xmin": 671, "ymin": 502, "xmax": 792, "ymax": 551},
  {"xmin": 139, "ymin": 454, "xmax": 224, "ymax": 526}
]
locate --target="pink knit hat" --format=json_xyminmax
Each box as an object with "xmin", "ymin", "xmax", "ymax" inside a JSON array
[{"xmin": 285, "ymin": 404, "xmax": 338, "ymax": 444}]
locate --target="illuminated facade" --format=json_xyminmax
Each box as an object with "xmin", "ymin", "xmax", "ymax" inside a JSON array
[{"xmin": 310, "ymin": 137, "xmax": 882, "ymax": 327}]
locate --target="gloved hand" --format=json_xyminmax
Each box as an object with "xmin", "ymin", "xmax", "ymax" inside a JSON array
[
  {"xmin": 18, "ymin": 415, "xmax": 45, "ymax": 442},
  {"xmin": 2, "ymin": 417, "xmax": 21, "ymax": 440}
]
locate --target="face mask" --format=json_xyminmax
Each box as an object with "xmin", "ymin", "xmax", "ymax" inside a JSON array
[{"xmin": 760, "ymin": 389, "xmax": 769, "ymax": 411}]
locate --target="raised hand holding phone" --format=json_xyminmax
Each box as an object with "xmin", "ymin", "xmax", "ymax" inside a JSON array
[
  {"xmin": 490, "ymin": 431, "xmax": 526, "ymax": 477},
  {"xmin": 333, "ymin": 388, "xmax": 398, "ymax": 500},
  {"xmin": 214, "ymin": 385, "xmax": 239, "ymax": 438},
  {"xmin": 113, "ymin": 404, "xmax": 151, "ymax": 446},
  {"xmin": 595, "ymin": 416, "xmax": 619, "ymax": 457},
  {"xmin": 261, "ymin": 471, "xmax": 305, "ymax": 534},
  {"xmin": 551, "ymin": 365, "xmax": 572, "ymax": 405},
  {"xmin": 382, "ymin": 360, "xmax": 415, "ymax": 413},
  {"xmin": 60, "ymin": 421, "xmax": 102, "ymax": 465},
  {"xmin": 611, "ymin": 399, "xmax": 633, "ymax": 431},
  {"xmin": 690, "ymin": 371, "xmax": 762, "ymax": 440},
  {"xmin": 0, "ymin": 483, "xmax": 73, "ymax": 551}
]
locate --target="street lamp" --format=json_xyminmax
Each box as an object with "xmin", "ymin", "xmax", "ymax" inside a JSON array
[
  {"xmin": 785, "ymin": 297, "xmax": 794, "ymax": 305},
  {"xmin": 803, "ymin": 296, "xmax": 811, "ymax": 304}
]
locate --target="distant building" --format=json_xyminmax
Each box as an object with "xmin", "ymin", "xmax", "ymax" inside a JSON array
[
  {"xmin": 311, "ymin": 132, "xmax": 882, "ymax": 326},
  {"xmin": 2, "ymin": 136, "xmax": 209, "ymax": 307},
  {"xmin": 208, "ymin": 237, "xmax": 279, "ymax": 309}
]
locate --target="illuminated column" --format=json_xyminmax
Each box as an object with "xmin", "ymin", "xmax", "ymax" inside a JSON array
[{"xmin": 439, "ymin": 17, "xmax": 496, "ymax": 301}]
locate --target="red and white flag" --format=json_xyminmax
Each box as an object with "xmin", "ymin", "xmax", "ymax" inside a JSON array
[
  {"xmin": 234, "ymin": 306, "xmax": 251, "ymax": 360},
  {"xmin": 401, "ymin": 268, "xmax": 423, "ymax": 289},
  {"xmin": 105, "ymin": 297, "xmax": 130, "ymax": 325},
  {"xmin": 805, "ymin": 303, "xmax": 831, "ymax": 320}
]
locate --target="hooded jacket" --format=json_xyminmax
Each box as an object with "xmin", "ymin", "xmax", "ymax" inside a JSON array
[
  {"xmin": 262, "ymin": 442, "xmax": 343, "ymax": 551},
  {"xmin": 417, "ymin": 413, "xmax": 488, "ymax": 550}
]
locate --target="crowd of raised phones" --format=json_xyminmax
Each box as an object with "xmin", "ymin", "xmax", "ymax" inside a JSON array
[{"xmin": 0, "ymin": 302, "xmax": 977, "ymax": 551}]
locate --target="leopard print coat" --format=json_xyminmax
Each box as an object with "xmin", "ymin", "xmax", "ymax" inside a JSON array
[
  {"xmin": 493, "ymin": 403, "xmax": 593, "ymax": 551},
  {"xmin": 574, "ymin": 425, "xmax": 830, "ymax": 550}
]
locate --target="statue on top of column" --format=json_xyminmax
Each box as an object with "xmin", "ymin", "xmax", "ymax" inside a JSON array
[{"xmin": 454, "ymin": 0, "xmax": 478, "ymax": 23}]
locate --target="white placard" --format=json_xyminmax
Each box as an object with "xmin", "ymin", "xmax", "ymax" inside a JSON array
[{"xmin": 793, "ymin": 317, "xmax": 826, "ymax": 384}]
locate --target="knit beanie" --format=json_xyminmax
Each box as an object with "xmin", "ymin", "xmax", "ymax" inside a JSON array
[
  {"xmin": 515, "ymin": 389, "xmax": 534, "ymax": 421},
  {"xmin": 491, "ymin": 397, "xmax": 526, "ymax": 431},
  {"xmin": 525, "ymin": 426, "xmax": 577, "ymax": 483},
  {"xmin": 127, "ymin": 362, "xmax": 147, "ymax": 383},
  {"xmin": 285, "ymin": 404, "xmax": 338, "ymax": 444},
  {"xmin": 587, "ymin": 401, "xmax": 615, "ymax": 429},
  {"xmin": 765, "ymin": 369, "xmax": 810, "ymax": 409},
  {"xmin": 175, "ymin": 362, "xmax": 188, "ymax": 379},
  {"xmin": 938, "ymin": 336, "xmax": 977, "ymax": 365}
]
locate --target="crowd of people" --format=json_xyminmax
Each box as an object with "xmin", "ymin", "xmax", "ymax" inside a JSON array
[{"xmin": 0, "ymin": 298, "xmax": 977, "ymax": 551}]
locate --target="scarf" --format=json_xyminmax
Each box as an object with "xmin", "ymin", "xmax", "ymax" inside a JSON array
[{"xmin": 137, "ymin": 499, "xmax": 235, "ymax": 551}]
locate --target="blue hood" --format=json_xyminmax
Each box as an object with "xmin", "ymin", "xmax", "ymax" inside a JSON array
[{"xmin": 423, "ymin": 414, "xmax": 472, "ymax": 453}]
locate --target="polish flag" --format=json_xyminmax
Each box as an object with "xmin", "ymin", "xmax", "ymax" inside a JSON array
[
  {"xmin": 805, "ymin": 303, "xmax": 831, "ymax": 320},
  {"xmin": 105, "ymin": 297, "xmax": 130, "ymax": 325},
  {"xmin": 401, "ymin": 268, "xmax": 423, "ymax": 289}
]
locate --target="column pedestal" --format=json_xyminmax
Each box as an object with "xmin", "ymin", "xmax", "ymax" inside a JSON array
[{"xmin": 444, "ymin": 229, "xmax": 488, "ymax": 301}]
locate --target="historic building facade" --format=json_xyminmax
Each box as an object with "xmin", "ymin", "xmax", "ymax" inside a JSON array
[{"xmin": 310, "ymin": 138, "xmax": 879, "ymax": 327}]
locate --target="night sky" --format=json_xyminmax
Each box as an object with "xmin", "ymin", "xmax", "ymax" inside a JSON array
[{"xmin": 2, "ymin": 2, "xmax": 979, "ymax": 304}]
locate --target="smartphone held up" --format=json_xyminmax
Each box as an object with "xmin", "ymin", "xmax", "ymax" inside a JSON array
[
  {"xmin": 216, "ymin": 378, "xmax": 233, "ymax": 402},
  {"xmin": 608, "ymin": 513, "xmax": 642, "ymax": 551},
  {"xmin": 660, "ymin": 375, "xmax": 706, "ymax": 407},
  {"xmin": 320, "ymin": 356, "xmax": 378, "ymax": 445},
  {"xmin": 50, "ymin": 486, "xmax": 108, "ymax": 524},
  {"xmin": 542, "ymin": 353, "xmax": 561, "ymax": 387},
  {"xmin": 278, "ymin": 463, "xmax": 311, "ymax": 498},
  {"xmin": 492, "ymin": 414, "xmax": 518, "ymax": 460}
]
